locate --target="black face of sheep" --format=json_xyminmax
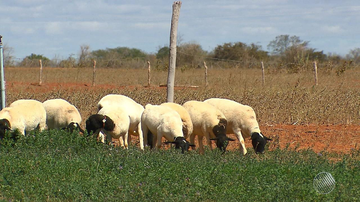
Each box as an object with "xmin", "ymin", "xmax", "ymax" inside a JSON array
[
  {"xmin": 210, "ymin": 135, "xmax": 235, "ymax": 153},
  {"xmin": 62, "ymin": 122, "xmax": 85, "ymax": 134},
  {"xmin": 165, "ymin": 137, "xmax": 195, "ymax": 153},
  {"xmin": 0, "ymin": 119, "xmax": 11, "ymax": 139},
  {"xmin": 211, "ymin": 120, "xmax": 234, "ymax": 153},
  {"xmin": 251, "ymin": 132, "xmax": 272, "ymax": 154},
  {"xmin": 85, "ymin": 114, "xmax": 115, "ymax": 137}
]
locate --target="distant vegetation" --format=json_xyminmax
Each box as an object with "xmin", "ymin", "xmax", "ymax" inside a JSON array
[{"xmin": 4, "ymin": 35, "xmax": 360, "ymax": 72}]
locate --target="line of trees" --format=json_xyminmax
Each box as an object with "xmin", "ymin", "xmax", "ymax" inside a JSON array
[{"xmin": 3, "ymin": 35, "xmax": 360, "ymax": 72}]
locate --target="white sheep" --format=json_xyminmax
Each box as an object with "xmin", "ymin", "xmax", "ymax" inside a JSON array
[
  {"xmin": 97, "ymin": 94, "xmax": 144, "ymax": 149},
  {"xmin": 86, "ymin": 106, "xmax": 131, "ymax": 148},
  {"xmin": 141, "ymin": 104, "xmax": 194, "ymax": 153},
  {"xmin": 204, "ymin": 98, "xmax": 272, "ymax": 155},
  {"xmin": 160, "ymin": 102, "xmax": 193, "ymax": 139},
  {"xmin": 182, "ymin": 100, "xmax": 234, "ymax": 154},
  {"xmin": 0, "ymin": 99, "xmax": 46, "ymax": 138},
  {"xmin": 42, "ymin": 98, "xmax": 84, "ymax": 133}
]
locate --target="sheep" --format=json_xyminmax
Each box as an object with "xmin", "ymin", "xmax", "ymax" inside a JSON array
[
  {"xmin": 204, "ymin": 98, "xmax": 272, "ymax": 155},
  {"xmin": 97, "ymin": 94, "xmax": 144, "ymax": 149},
  {"xmin": 182, "ymin": 100, "xmax": 235, "ymax": 154},
  {"xmin": 160, "ymin": 102, "xmax": 193, "ymax": 139},
  {"xmin": 85, "ymin": 114, "xmax": 115, "ymax": 143},
  {"xmin": 0, "ymin": 99, "xmax": 46, "ymax": 139},
  {"xmin": 141, "ymin": 104, "xmax": 194, "ymax": 153},
  {"xmin": 86, "ymin": 106, "xmax": 130, "ymax": 148},
  {"xmin": 42, "ymin": 98, "xmax": 84, "ymax": 133}
]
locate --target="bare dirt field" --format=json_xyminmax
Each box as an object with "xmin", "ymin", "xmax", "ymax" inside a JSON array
[{"xmin": 7, "ymin": 81, "xmax": 360, "ymax": 154}]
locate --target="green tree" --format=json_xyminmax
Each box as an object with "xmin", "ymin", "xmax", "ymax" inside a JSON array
[
  {"xmin": 177, "ymin": 42, "xmax": 207, "ymax": 68},
  {"xmin": 156, "ymin": 46, "xmax": 169, "ymax": 60},
  {"xmin": 20, "ymin": 54, "xmax": 50, "ymax": 67}
]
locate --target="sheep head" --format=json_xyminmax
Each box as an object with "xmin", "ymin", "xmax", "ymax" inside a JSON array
[
  {"xmin": 85, "ymin": 114, "xmax": 115, "ymax": 137},
  {"xmin": 0, "ymin": 119, "xmax": 11, "ymax": 139},
  {"xmin": 165, "ymin": 137, "xmax": 195, "ymax": 153},
  {"xmin": 210, "ymin": 135, "xmax": 235, "ymax": 153},
  {"xmin": 251, "ymin": 132, "xmax": 272, "ymax": 154}
]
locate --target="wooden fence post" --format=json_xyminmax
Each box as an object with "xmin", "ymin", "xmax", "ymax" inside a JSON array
[
  {"xmin": 166, "ymin": 1, "xmax": 181, "ymax": 103},
  {"xmin": 147, "ymin": 61, "xmax": 151, "ymax": 87},
  {"xmin": 261, "ymin": 61, "xmax": 265, "ymax": 86},
  {"xmin": 313, "ymin": 61, "xmax": 318, "ymax": 86},
  {"xmin": 204, "ymin": 61, "xmax": 208, "ymax": 86},
  {"xmin": 39, "ymin": 59, "xmax": 43, "ymax": 85},
  {"xmin": 92, "ymin": 60, "xmax": 96, "ymax": 86}
]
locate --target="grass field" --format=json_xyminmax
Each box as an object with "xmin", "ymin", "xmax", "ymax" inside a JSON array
[
  {"xmin": 1, "ymin": 130, "xmax": 359, "ymax": 201},
  {"xmin": 0, "ymin": 66, "xmax": 359, "ymax": 201}
]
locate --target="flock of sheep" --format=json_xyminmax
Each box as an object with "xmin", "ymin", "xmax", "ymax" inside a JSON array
[{"xmin": 0, "ymin": 94, "xmax": 272, "ymax": 154}]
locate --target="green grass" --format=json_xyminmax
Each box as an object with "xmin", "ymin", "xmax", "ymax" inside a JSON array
[{"xmin": 0, "ymin": 130, "xmax": 359, "ymax": 201}]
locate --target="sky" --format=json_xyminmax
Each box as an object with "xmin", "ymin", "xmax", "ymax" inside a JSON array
[{"xmin": 0, "ymin": 0, "xmax": 359, "ymax": 60}]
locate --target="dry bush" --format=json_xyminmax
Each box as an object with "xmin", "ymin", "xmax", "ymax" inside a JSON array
[{"xmin": 4, "ymin": 67, "xmax": 360, "ymax": 128}]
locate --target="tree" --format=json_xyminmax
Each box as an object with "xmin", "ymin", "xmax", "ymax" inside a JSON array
[
  {"xmin": 156, "ymin": 46, "xmax": 169, "ymax": 60},
  {"xmin": 346, "ymin": 48, "xmax": 360, "ymax": 64},
  {"xmin": 78, "ymin": 44, "xmax": 91, "ymax": 67},
  {"xmin": 3, "ymin": 44, "xmax": 15, "ymax": 67},
  {"xmin": 213, "ymin": 42, "xmax": 247, "ymax": 61},
  {"xmin": 177, "ymin": 42, "xmax": 207, "ymax": 68},
  {"xmin": 211, "ymin": 42, "xmax": 268, "ymax": 68},
  {"xmin": 267, "ymin": 35, "xmax": 309, "ymax": 56},
  {"xmin": 20, "ymin": 54, "xmax": 50, "ymax": 67}
]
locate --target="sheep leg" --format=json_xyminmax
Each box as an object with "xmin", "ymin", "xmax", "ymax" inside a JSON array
[
  {"xmin": 155, "ymin": 127, "xmax": 164, "ymax": 150},
  {"xmin": 190, "ymin": 133, "xmax": 195, "ymax": 146},
  {"xmin": 137, "ymin": 123, "xmax": 144, "ymax": 150},
  {"xmin": 206, "ymin": 132, "xmax": 213, "ymax": 150},
  {"xmin": 197, "ymin": 135, "xmax": 205, "ymax": 154},
  {"xmin": 234, "ymin": 130, "xmax": 247, "ymax": 155},
  {"xmin": 142, "ymin": 124, "xmax": 148, "ymax": 148},
  {"xmin": 123, "ymin": 132, "xmax": 129, "ymax": 149},
  {"xmin": 118, "ymin": 137, "xmax": 124, "ymax": 147}
]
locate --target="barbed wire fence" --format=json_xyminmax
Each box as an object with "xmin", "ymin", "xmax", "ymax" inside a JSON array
[{"xmin": 6, "ymin": 51, "xmax": 358, "ymax": 87}]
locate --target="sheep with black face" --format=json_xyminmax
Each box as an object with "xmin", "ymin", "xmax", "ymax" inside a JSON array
[
  {"xmin": 0, "ymin": 99, "xmax": 47, "ymax": 139},
  {"xmin": 183, "ymin": 100, "xmax": 235, "ymax": 154},
  {"xmin": 97, "ymin": 94, "xmax": 144, "ymax": 150},
  {"xmin": 141, "ymin": 104, "xmax": 194, "ymax": 153},
  {"xmin": 42, "ymin": 98, "xmax": 84, "ymax": 133},
  {"xmin": 160, "ymin": 102, "xmax": 193, "ymax": 140},
  {"xmin": 86, "ymin": 106, "xmax": 130, "ymax": 148},
  {"xmin": 204, "ymin": 98, "xmax": 272, "ymax": 155}
]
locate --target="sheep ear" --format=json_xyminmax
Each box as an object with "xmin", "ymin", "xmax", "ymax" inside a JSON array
[
  {"xmin": 210, "ymin": 137, "xmax": 218, "ymax": 141},
  {"xmin": 227, "ymin": 137, "xmax": 236, "ymax": 141},
  {"xmin": 164, "ymin": 141, "xmax": 175, "ymax": 145},
  {"xmin": 263, "ymin": 134, "xmax": 272, "ymax": 142}
]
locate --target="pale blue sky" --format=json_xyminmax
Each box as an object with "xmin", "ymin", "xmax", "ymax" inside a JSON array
[{"xmin": 0, "ymin": 0, "xmax": 359, "ymax": 59}]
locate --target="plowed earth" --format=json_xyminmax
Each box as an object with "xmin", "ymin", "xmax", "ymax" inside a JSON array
[{"xmin": 8, "ymin": 81, "xmax": 360, "ymax": 154}]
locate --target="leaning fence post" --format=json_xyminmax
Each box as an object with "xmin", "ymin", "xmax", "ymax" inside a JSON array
[
  {"xmin": 39, "ymin": 59, "xmax": 43, "ymax": 85},
  {"xmin": 0, "ymin": 35, "xmax": 5, "ymax": 110},
  {"xmin": 204, "ymin": 61, "xmax": 208, "ymax": 86},
  {"xmin": 261, "ymin": 61, "xmax": 265, "ymax": 86},
  {"xmin": 166, "ymin": 1, "xmax": 181, "ymax": 103},
  {"xmin": 313, "ymin": 61, "xmax": 318, "ymax": 86},
  {"xmin": 92, "ymin": 60, "xmax": 96, "ymax": 86},
  {"xmin": 147, "ymin": 61, "xmax": 151, "ymax": 87}
]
